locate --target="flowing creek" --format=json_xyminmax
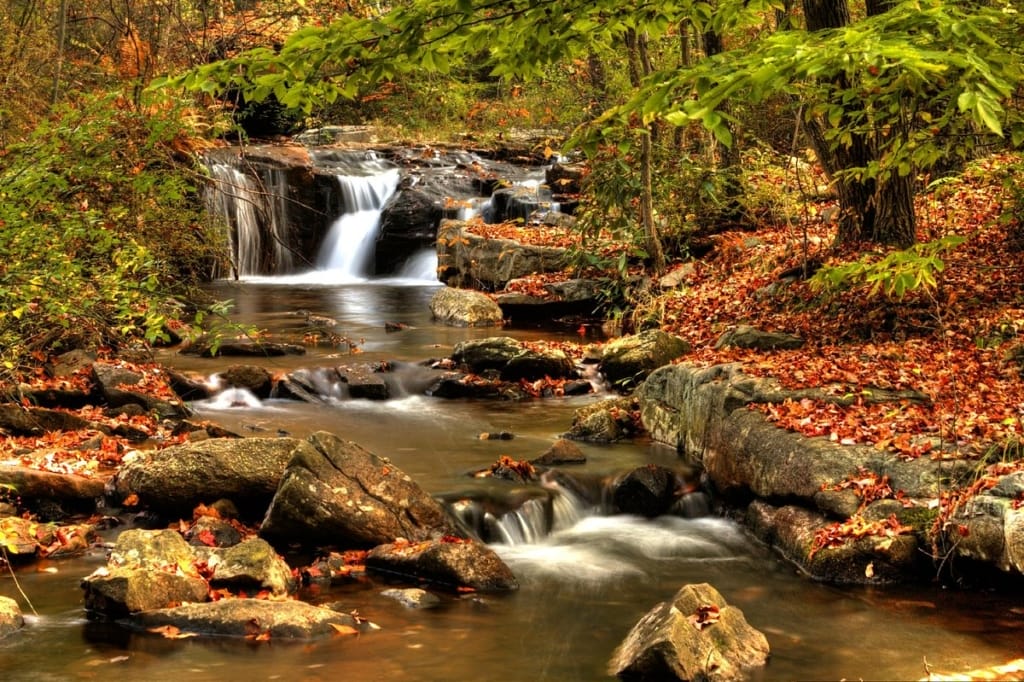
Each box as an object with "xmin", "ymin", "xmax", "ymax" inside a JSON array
[{"xmin": 3, "ymin": 156, "xmax": 1023, "ymax": 681}]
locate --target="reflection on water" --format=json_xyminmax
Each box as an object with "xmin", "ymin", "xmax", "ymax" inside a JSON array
[{"xmin": 4, "ymin": 280, "xmax": 1024, "ymax": 681}]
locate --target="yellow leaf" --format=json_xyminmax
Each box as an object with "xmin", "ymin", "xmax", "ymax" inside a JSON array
[{"xmin": 330, "ymin": 623, "xmax": 359, "ymax": 636}]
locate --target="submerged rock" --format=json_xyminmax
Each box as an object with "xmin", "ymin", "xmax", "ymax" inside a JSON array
[
  {"xmin": 599, "ymin": 330, "xmax": 690, "ymax": 390},
  {"xmin": 609, "ymin": 582, "xmax": 769, "ymax": 681},
  {"xmin": 130, "ymin": 598, "xmax": 375, "ymax": 639}
]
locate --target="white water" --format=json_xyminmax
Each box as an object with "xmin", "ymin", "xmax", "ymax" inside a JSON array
[
  {"xmin": 205, "ymin": 164, "xmax": 263, "ymax": 278},
  {"xmin": 315, "ymin": 169, "xmax": 401, "ymax": 281}
]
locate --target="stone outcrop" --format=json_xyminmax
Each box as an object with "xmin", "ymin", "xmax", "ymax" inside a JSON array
[
  {"xmin": 436, "ymin": 220, "xmax": 567, "ymax": 291},
  {"xmin": 116, "ymin": 437, "xmax": 302, "ymax": 519},
  {"xmin": 564, "ymin": 396, "xmax": 642, "ymax": 443},
  {"xmin": 714, "ymin": 324, "xmax": 805, "ymax": 351},
  {"xmin": 636, "ymin": 362, "xmax": 980, "ymax": 583},
  {"xmin": 609, "ymin": 582, "xmax": 769, "ymax": 681},
  {"xmin": 206, "ymin": 538, "xmax": 296, "ymax": 596},
  {"xmin": 429, "ymin": 286, "xmax": 504, "ymax": 327},
  {"xmin": 260, "ymin": 431, "xmax": 458, "ymax": 548},
  {"xmin": 451, "ymin": 336, "xmax": 576, "ymax": 381},
  {"xmin": 366, "ymin": 537, "xmax": 519, "ymax": 592}
]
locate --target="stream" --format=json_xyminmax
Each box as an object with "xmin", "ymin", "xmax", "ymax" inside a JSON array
[{"xmin": 2, "ymin": 155, "xmax": 1023, "ymax": 681}]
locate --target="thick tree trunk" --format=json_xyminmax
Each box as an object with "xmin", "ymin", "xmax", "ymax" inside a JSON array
[{"xmin": 801, "ymin": 0, "xmax": 916, "ymax": 246}]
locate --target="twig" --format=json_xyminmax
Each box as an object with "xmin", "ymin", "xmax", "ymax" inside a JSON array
[{"xmin": 1, "ymin": 546, "xmax": 38, "ymax": 617}]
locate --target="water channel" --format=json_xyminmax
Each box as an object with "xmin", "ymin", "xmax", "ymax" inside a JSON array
[{"xmin": 2, "ymin": 156, "xmax": 1023, "ymax": 681}]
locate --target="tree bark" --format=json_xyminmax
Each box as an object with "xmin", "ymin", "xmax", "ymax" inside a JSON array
[{"xmin": 801, "ymin": 0, "xmax": 916, "ymax": 246}]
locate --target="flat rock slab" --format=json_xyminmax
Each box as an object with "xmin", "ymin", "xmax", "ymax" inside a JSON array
[{"xmin": 130, "ymin": 598, "xmax": 375, "ymax": 639}]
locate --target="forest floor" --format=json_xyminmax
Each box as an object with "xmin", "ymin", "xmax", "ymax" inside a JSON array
[{"xmin": 481, "ymin": 152, "xmax": 1024, "ymax": 472}]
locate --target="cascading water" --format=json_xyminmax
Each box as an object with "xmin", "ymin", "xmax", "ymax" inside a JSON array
[
  {"xmin": 315, "ymin": 169, "xmax": 401, "ymax": 281},
  {"xmin": 205, "ymin": 163, "xmax": 263, "ymax": 278}
]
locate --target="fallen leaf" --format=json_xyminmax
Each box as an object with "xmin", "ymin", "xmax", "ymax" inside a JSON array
[{"xmin": 329, "ymin": 623, "xmax": 358, "ymax": 636}]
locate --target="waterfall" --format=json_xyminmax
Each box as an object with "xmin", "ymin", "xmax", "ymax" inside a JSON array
[
  {"xmin": 314, "ymin": 169, "xmax": 401, "ymax": 281},
  {"xmin": 487, "ymin": 475, "xmax": 596, "ymax": 546},
  {"xmin": 205, "ymin": 163, "xmax": 263, "ymax": 278}
]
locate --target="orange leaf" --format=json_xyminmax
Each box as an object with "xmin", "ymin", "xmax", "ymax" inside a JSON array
[{"xmin": 329, "ymin": 623, "xmax": 359, "ymax": 636}]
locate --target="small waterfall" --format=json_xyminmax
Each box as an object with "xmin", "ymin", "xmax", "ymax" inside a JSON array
[
  {"xmin": 487, "ymin": 474, "xmax": 596, "ymax": 546},
  {"xmin": 315, "ymin": 169, "xmax": 401, "ymax": 280},
  {"xmin": 205, "ymin": 163, "xmax": 263, "ymax": 278}
]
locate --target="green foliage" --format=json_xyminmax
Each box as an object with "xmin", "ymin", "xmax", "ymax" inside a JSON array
[
  {"xmin": 0, "ymin": 91, "xmax": 216, "ymax": 379},
  {"xmin": 811, "ymin": 235, "xmax": 966, "ymax": 302}
]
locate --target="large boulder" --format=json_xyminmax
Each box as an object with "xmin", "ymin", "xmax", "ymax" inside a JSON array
[
  {"xmin": 260, "ymin": 431, "xmax": 458, "ymax": 548},
  {"xmin": 451, "ymin": 336, "xmax": 576, "ymax": 381},
  {"xmin": 612, "ymin": 465, "xmax": 678, "ymax": 518},
  {"xmin": 609, "ymin": 583, "xmax": 769, "ymax": 681},
  {"xmin": 115, "ymin": 437, "xmax": 302, "ymax": 519},
  {"xmin": 377, "ymin": 185, "xmax": 444, "ymax": 273},
  {"xmin": 436, "ymin": 220, "xmax": 567, "ymax": 290},
  {"xmin": 131, "ymin": 598, "xmax": 376, "ymax": 639},
  {"xmin": 366, "ymin": 537, "xmax": 519, "ymax": 592},
  {"xmin": 600, "ymin": 330, "xmax": 691, "ymax": 390},
  {"xmin": 429, "ymin": 287, "xmax": 504, "ymax": 327}
]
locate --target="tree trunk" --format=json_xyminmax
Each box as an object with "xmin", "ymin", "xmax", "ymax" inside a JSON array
[
  {"xmin": 801, "ymin": 0, "xmax": 916, "ymax": 246},
  {"xmin": 625, "ymin": 29, "xmax": 665, "ymax": 274}
]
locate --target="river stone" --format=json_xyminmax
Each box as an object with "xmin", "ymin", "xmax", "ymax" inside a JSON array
[
  {"xmin": 337, "ymin": 363, "xmax": 389, "ymax": 400},
  {"xmin": 130, "ymin": 598, "xmax": 374, "ymax": 639},
  {"xmin": 0, "ymin": 404, "xmax": 93, "ymax": 436},
  {"xmin": 1004, "ymin": 507, "xmax": 1024, "ymax": 573},
  {"xmin": 260, "ymin": 431, "xmax": 458, "ymax": 548},
  {"xmin": 116, "ymin": 437, "xmax": 302, "ymax": 519},
  {"xmin": 380, "ymin": 587, "xmax": 442, "ymax": 609},
  {"xmin": 429, "ymin": 286, "xmax": 504, "ymax": 327},
  {"xmin": 366, "ymin": 537, "xmax": 519, "ymax": 592},
  {"xmin": 82, "ymin": 528, "xmax": 210, "ymax": 616},
  {"xmin": 563, "ymin": 397, "xmax": 641, "ymax": 443},
  {"xmin": 218, "ymin": 365, "xmax": 274, "ymax": 399},
  {"xmin": 91, "ymin": 362, "xmax": 188, "ymax": 419},
  {"xmin": 612, "ymin": 465, "xmax": 678, "ymax": 518},
  {"xmin": 500, "ymin": 347, "xmax": 575, "ymax": 381},
  {"xmin": 187, "ymin": 515, "xmax": 242, "ymax": 548},
  {"xmin": 599, "ymin": 330, "xmax": 690, "ymax": 390},
  {"xmin": 0, "ymin": 596, "xmax": 25, "ymax": 639},
  {"xmin": 531, "ymin": 439, "xmax": 586, "ymax": 466},
  {"xmin": 209, "ymin": 538, "xmax": 295, "ymax": 596},
  {"xmin": 714, "ymin": 324, "xmax": 805, "ymax": 351},
  {"xmin": 452, "ymin": 336, "xmax": 522, "ymax": 372},
  {"xmin": 609, "ymin": 582, "xmax": 769, "ymax": 681},
  {"xmin": 0, "ymin": 517, "xmax": 94, "ymax": 558}
]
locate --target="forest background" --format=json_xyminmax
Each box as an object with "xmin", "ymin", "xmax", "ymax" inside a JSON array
[{"xmin": 1, "ymin": 0, "xmax": 1024, "ymax": 484}]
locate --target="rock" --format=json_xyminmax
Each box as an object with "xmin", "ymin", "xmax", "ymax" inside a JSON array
[
  {"xmin": 0, "ymin": 405, "xmax": 93, "ymax": 436},
  {"xmin": 377, "ymin": 186, "xmax": 444, "ymax": 273},
  {"xmin": 531, "ymin": 439, "xmax": 586, "ymax": 466},
  {"xmin": 0, "ymin": 596, "xmax": 25, "ymax": 639},
  {"xmin": 0, "ymin": 465, "xmax": 107, "ymax": 514},
  {"xmin": 260, "ymin": 431, "xmax": 458, "ymax": 548},
  {"xmin": 82, "ymin": 529, "xmax": 209, "ymax": 616},
  {"xmin": 165, "ymin": 368, "xmax": 212, "ymax": 401},
  {"xmin": 116, "ymin": 437, "xmax": 302, "ymax": 519},
  {"xmin": 545, "ymin": 162, "xmax": 584, "ymax": 195},
  {"xmin": 609, "ymin": 582, "xmax": 769, "ymax": 681},
  {"xmin": 337, "ymin": 363, "xmax": 390, "ymax": 400},
  {"xmin": 599, "ymin": 330, "xmax": 690, "ymax": 390},
  {"xmin": 564, "ymin": 397, "xmax": 641, "ymax": 443},
  {"xmin": 452, "ymin": 337, "xmax": 523, "ymax": 372},
  {"xmin": 612, "ymin": 465, "xmax": 678, "ymax": 518},
  {"xmin": 429, "ymin": 287, "xmax": 504, "ymax": 327},
  {"xmin": 658, "ymin": 263, "xmax": 696, "ymax": 289},
  {"xmin": 130, "ymin": 598, "xmax": 375, "ymax": 639},
  {"xmin": 187, "ymin": 515, "xmax": 242, "ymax": 548},
  {"xmin": 425, "ymin": 372, "xmax": 527, "ymax": 400},
  {"xmin": 0, "ymin": 517, "xmax": 95, "ymax": 559},
  {"xmin": 714, "ymin": 324, "xmax": 805, "ymax": 351},
  {"xmin": 218, "ymin": 365, "xmax": 273, "ymax": 399},
  {"xmin": 180, "ymin": 337, "xmax": 306, "ymax": 357},
  {"xmin": 436, "ymin": 220, "xmax": 567, "ymax": 290},
  {"xmin": 208, "ymin": 538, "xmax": 295, "ymax": 596},
  {"xmin": 91, "ymin": 362, "xmax": 188, "ymax": 419},
  {"xmin": 746, "ymin": 501, "xmax": 921, "ymax": 584},
  {"xmin": 380, "ymin": 587, "xmax": 442, "ymax": 609},
  {"xmin": 366, "ymin": 537, "xmax": 518, "ymax": 592},
  {"xmin": 500, "ymin": 347, "xmax": 575, "ymax": 382}
]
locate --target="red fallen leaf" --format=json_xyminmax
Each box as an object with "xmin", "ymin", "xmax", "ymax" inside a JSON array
[
  {"xmin": 689, "ymin": 604, "xmax": 721, "ymax": 630},
  {"xmin": 456, "ymin": 586, "xmax": 477, "ymax": 593},
  {"xmin": 329, "ymin": 623, "xmax": 359, "ymax": 636},
  {"xmin": 196, "ymin": 529, "xmax": 218, "ymax": 547},
  {"xmin": 148, "ymin": 625, "xmax": 198, "ymax": 639}
]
